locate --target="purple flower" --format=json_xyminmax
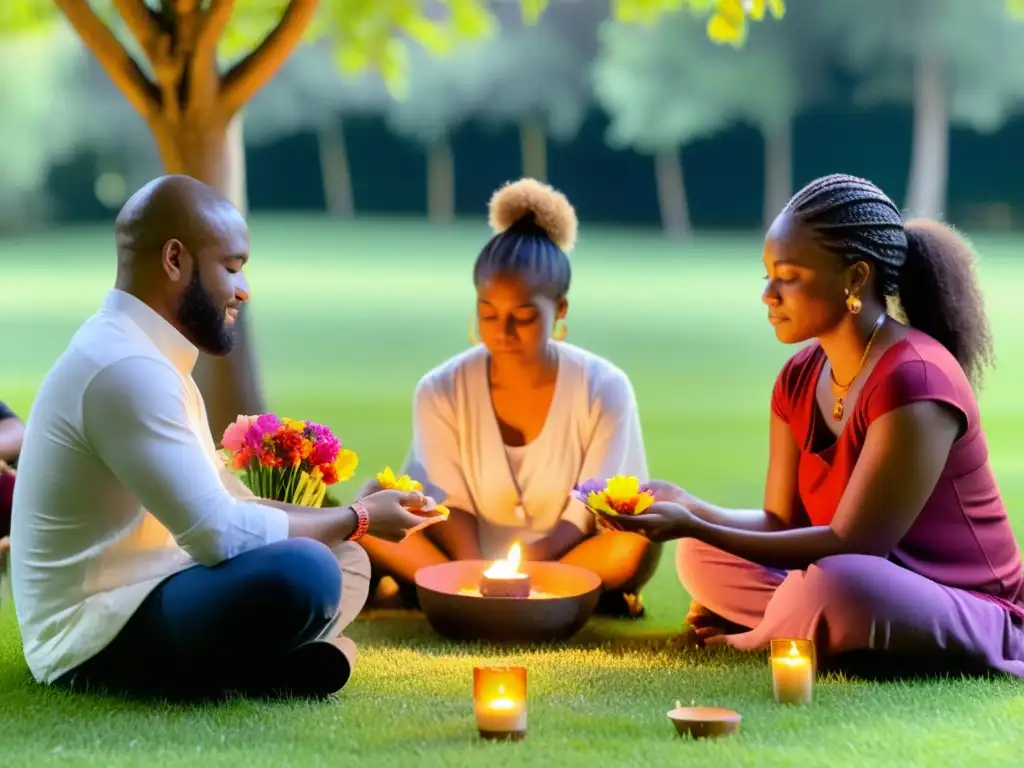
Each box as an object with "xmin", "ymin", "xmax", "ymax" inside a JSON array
[{"xmin": 571, "ymin": 478, "xmax": 605, "ymax": 505}]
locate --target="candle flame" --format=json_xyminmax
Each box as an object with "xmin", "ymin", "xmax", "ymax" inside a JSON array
[
  {"xmin": 483, "ymin": 541, "xmax": 524, "ymax": 579},
  {"xmin": 789, "ymin": 641, "xmax": 799, "ymax": 657}
]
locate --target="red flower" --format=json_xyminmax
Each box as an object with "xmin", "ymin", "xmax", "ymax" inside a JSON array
[
  {"xmin": 273, "ymin": 427, "xmax": 305, "ymax": 468},
  {"xmin": 232, "ymin": 447, "xmax": 255, "ymax": 470}
]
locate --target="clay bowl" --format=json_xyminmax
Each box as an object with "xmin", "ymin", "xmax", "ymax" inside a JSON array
[
  {"xmin": 414, "ymin": 560, "xmax": 602, "ymax": 643},
  {"xmin": 667, "ymin": 706, "xmax": 742, "ymax": 739}
]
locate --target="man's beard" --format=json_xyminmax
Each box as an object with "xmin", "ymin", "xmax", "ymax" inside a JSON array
[{"xmin": 176, "ymin": 270, "xmax": 235, "ymax": 356}]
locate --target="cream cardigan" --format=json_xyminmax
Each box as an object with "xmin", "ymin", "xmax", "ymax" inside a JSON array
[{"xmin": 403, "ymin": 342, "xmax": 648, "ymax": 559}]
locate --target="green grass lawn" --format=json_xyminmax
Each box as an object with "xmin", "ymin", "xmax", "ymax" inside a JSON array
[{"xmin": 2, "ymin": 218, "xmax": 1024, "ymax": 766}]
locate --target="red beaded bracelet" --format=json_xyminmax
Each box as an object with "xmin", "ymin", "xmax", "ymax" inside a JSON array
[{"xmin": 346, "ymin": 501, "xmax": 370, "ymax": 542}]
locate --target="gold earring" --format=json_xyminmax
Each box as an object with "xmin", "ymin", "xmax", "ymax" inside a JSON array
[
  {"xmin": 468, "ymin": 314, "xmax": 479, "ymax": 345},
  {"xmin": 552, "ymin": 319, "xmax": 567, "ymax": 341},
  {"xmin": 845, "ymin": 290, "xmax": 862, "ymax": 315}
]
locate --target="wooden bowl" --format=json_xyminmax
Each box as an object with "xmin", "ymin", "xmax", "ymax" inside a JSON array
[
  {"xmin": 415, "ymin": 560, "xmax": 601, "ymax": 643},
  {"xmin": 667, "ymin": 706, "xmax": 741, "ymax": 739}
]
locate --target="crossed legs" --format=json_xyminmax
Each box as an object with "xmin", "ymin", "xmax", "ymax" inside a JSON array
[{"xmin": 56, "ymin": 538, "xmax": 371, "ymax": 700}]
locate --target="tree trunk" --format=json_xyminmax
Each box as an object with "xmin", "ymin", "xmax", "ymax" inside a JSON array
[
  {"xmin": 763, "ymin": 121, "xmax": 793, "ymax": 229},
  {"xmin": 654, "ymin": 149, "xmax": 691, "ymax": 239},
  {"xmin": 317, "ymin": 120, "xmax": 354, "ymax": 218},
  {"xmin": 52, "ymin": 0, "xmax": 320, "ymax": 441},
  {"xmin": 905, "ymin": 53, "xmax": 948, "ymax": 220},
  {"xmin": 520, "ymin": 118, "xmax": 547, "ymax": 182},
  {"xmin": 427, "ymin": 139, "xmax": 455, "ymax": 224},
  {"xmin": 151, "ymin": 112, "xmax": 265, "ymax": 439}
]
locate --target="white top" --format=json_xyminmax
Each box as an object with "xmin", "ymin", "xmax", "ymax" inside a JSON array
[
  {"xmin": 10, "ymin": 289, "xmax": 288, "ymax": 684},
  {"xmin": 404, "ymin": 342, "xmax": 647, "ymax": 559}
]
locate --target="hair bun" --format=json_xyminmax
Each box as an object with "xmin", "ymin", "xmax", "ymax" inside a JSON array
[{"xmin": 488, "ymin": 178, "xmax": 578, "ymax": 253}]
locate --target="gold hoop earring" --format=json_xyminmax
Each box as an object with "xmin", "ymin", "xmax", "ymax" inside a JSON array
[
  {"xmin": 845, "ymin": 290, "xmax": 862, "ymax": 315},
  {"xmin": 552, "ymin": 319, "xmax": 567, "ymax": 341},
  {"xmin": 468, "ymin": 314, "xmax": 480, "ymax": 345}
]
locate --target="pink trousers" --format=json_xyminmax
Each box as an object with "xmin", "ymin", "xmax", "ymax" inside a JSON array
[{"xmin": 677, "ymin": 539, "xmax": 1024, "ymax": 679}]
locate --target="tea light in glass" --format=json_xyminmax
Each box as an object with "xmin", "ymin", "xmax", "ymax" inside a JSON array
[
  {"xmin": 770, "ymin": 638, "xmax": 815, "ymax": 705},
  {"xmin": 473, "ymin": 666, "xmax": 527, "ymax": 740}
]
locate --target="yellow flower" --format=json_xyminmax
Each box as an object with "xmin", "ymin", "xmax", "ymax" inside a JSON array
[
  {"xmin": 334, "ymin": 449, "xmax": 358, "ymax": 483},
  {"xmin": 706, "ymin": 0, "xmax": 785, "ymax": 47},
  {"xmin": 281, "ymin": 417, "xmax": 306, "ymax": 432},
  {"xmin": 587, "ymin": 475, "xmax": 655, "ymax": 516},
  {"xmin": 376, "ymin": 465, "xmax": 423, "ymax": 493}
]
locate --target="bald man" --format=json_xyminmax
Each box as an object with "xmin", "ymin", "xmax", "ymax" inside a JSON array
[{"xmin": 10, "ymin": 175, "xmax": 445, "ymax": 701}]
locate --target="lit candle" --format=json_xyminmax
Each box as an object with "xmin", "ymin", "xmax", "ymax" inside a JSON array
[
  {"xmin": 473, "ymin": 666, "xmax": 527, "ymax": 740},
  {"xmin": 480, "ymin": 542, "xmax": 531, "ymax": 598},
  {"xmin": 769, "ymin": 638, "xmax": 815, "ymax": 705}
]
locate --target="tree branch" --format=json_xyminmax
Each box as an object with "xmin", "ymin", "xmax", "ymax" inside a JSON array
[
  {"xmin": 196, "ymin": 0, "xmax": 235, "ymax": 57},
  {"xmin": 112, "ymin": 0, "xmax": 161, "ymax": 58},
  {"xmin": 55, "ymin": 0, "xmax": 159, "ymax": 118},
  {"xmin": 189, "ymin": 0, "xmax": 235, "ymax": 111},
  {"xmin": 220, "ymin": 0, "xmax": 319, "ymax": 117}
]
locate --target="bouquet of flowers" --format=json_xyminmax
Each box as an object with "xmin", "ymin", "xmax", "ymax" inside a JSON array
[
  {"xmin": 572, "ymin": 475, "xmax": 655, "ymax": 517},
  {"xmin": 376, "ymin": 466, "xmax": 450, "ymax": 517},
  {"xmin": 220, "ymin": 414, "xmax": 358, "ymax": 508}
]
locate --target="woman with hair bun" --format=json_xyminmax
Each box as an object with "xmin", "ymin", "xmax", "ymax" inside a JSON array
[
  {"xmin": 607, "ymin": 173, "xmax": 1024, "ymax": 677},
  {"xmin": 360, "ymin": 178, "xmax": 659, "ymax": 617}
]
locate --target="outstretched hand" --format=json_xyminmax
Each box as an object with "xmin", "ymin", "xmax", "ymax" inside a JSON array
[
  {"xmin": 642, "ymin": 479, "xmax": 697, "ymax": 507},
  {"xmin": 599, "ymin": 501, "xmax": 700, "ymax": 543},
  {"xmin": 359, "ymin": 489, "xmax": 448, "ymax": 542}
]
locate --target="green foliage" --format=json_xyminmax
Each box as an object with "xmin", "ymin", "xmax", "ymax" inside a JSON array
[
  {"xmin": 2, "ymin": 0, "xmax": 795, "ymax": 106},
  {"xmin": 0, "ymin": 0, "xmax": 59, "ymax": 35}
]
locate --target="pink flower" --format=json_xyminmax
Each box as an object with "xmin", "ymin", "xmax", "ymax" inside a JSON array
[{"xmin": 222, "ymin": 415, "xmax": 256, "ymax": 453}]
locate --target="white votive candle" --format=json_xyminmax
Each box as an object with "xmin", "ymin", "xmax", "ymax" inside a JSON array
[
  {"xmin": 770, "ymin": 638, "xmax": 814, "ymax": 705},
  {"xmin": 473, "ymin": 666, "xmax": 528, "ymax": 739}
]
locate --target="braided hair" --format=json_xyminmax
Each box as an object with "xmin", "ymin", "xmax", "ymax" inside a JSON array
[
  {"xmin": 785, "ymin": 174, "xmax": 994, "ymax": 387},
  {"xmin": 473, "ymin": 178, "xmax": 577, "ymax": 300}
]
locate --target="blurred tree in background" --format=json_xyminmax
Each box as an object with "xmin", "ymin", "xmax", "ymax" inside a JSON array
[
  {"xmin": 812, "ymin": 0, "xmax": 1024, "ymax": 220},
  {"xmin": 246, "ymin": 43, "xmax": 389, "ymax": 218},
  {"xmin": 0, "ymin": 24, "xmax": 81, "ymax": 230},
  {"xmin": 594, "ymin": 7, "xmax": 805, "ymax": 237}
]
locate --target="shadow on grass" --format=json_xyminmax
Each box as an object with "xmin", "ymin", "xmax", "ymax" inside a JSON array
[{"xmin": 348, "ymin": 608, "xmax": 688, "ymax": 656}]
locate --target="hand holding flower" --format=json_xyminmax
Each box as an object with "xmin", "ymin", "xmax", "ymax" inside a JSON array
[
  {"xmin": 572, "ymin": 475, "xmax": 656, "ymax": 517},
  {"xmin": 376, "ymin": 466, "xmax": 450, "ymax": 519},
  {"xmin": 642, "ymin": 479, "xmax": 698, "ymax": 508},
  {"xmin": 359, "ymin": 489, "xmax": 448, "ymax": 542},
  {"xmin": 599, "ymin": 501, "xmax": 701, "ymax": 543}
]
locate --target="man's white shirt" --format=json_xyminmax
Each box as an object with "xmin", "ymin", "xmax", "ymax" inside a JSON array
[{"xmin": 10, "ymin": 289, "xmax": 288, "ymax": 683}]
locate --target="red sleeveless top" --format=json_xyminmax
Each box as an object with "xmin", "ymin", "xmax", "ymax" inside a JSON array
[{"xmin": 771, "ymin": 328, "xmax": 1024, "ymax": 616}]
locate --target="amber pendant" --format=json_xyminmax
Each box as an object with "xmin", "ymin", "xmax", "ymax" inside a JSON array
[{"xmin": 832, "ymin": 398, "xmax": 844, "ymax": 422}]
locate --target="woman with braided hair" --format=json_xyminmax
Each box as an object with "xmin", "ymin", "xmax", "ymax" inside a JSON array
[{"xmin": 608, "ymin": 173, "xmax": 1024, "ymax": 677}]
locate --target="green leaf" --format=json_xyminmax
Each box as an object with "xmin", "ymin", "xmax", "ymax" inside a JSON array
[{"xmin": 0, "ymin": 0, "xmax": 59, "ymax": 34}]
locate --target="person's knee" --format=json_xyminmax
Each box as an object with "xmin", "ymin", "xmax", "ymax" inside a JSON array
[
  {"xmin": 339, "ymin": 540, "xmax": 371, "ymax": 581},
  {"xmin": 675, "ymin": 538, "xmax": 723, "ymax": 602},
  {"xmin": 258, "ymin": 538, "xmax": 344, "ymax": 621},
  {"xmin": 606, "ymin": 532, "xmax": 659, "ymax": 589},
  {"xmin": 802, "ymin": 554, "xmax": 885, "ymax": 621}
]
